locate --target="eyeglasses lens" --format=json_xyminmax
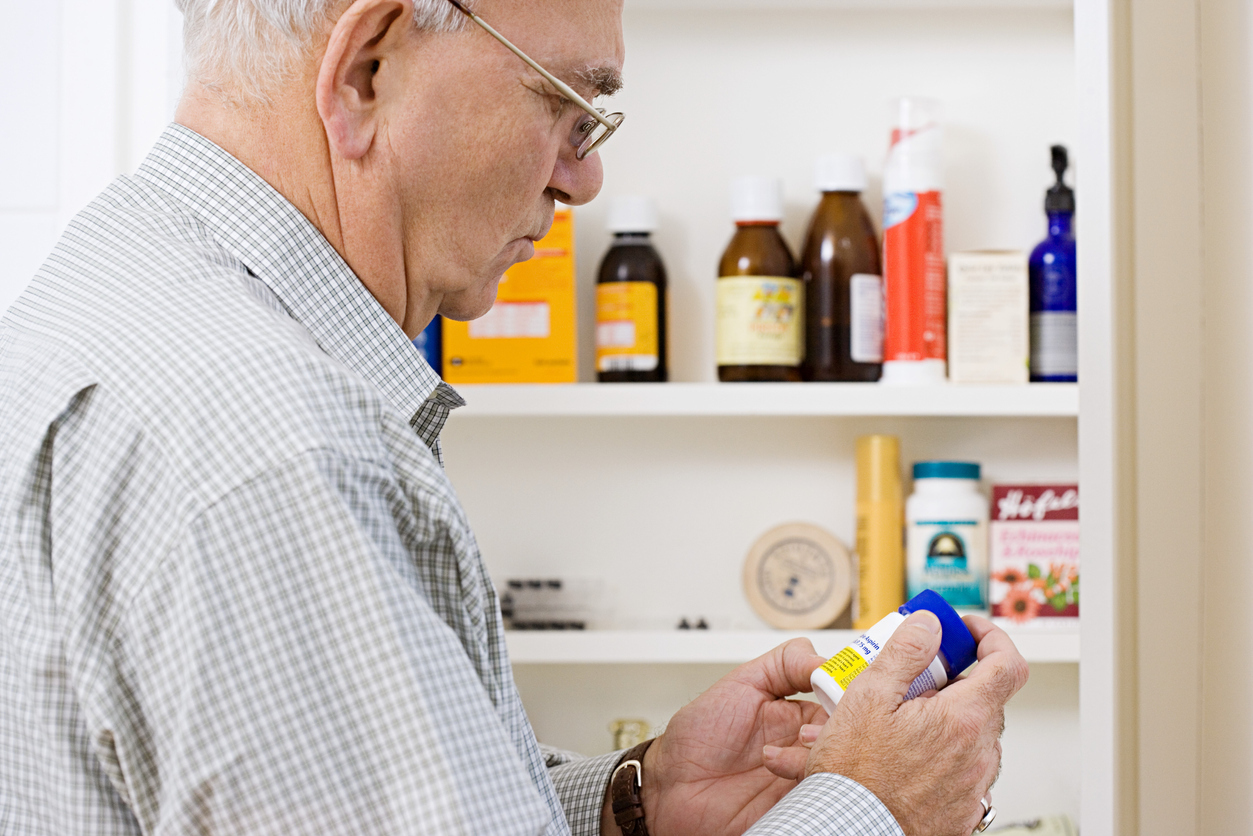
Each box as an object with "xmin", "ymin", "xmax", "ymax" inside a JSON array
[{"xmin": 575, "ymin": 111, "xmax": 625, "ymax": 160}]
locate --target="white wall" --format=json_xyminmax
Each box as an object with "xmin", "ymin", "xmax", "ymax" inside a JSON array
[
  {"xmin": 0, "ymin": 0, "xmax": 181, "ymax": 314},
  {"xmin": 444, "ymin": 415, "xmax": 1078, "ymax": 631},
  {"xmin": 0, "ymin": 0, "xmax": 64, "ymax": 311}
]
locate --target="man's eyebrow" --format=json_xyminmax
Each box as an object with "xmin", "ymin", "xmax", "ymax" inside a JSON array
[{"xmin": 572, "ymin": 66, "xmax": 624, "ymax": 98}]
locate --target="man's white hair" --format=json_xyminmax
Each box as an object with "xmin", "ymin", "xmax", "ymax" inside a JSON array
[{"xmin": 175, "ymin": 0, "xmax": 473, "ymax": 102}]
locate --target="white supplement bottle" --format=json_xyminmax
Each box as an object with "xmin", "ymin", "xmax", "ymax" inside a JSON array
[
  {"xmin": 906, "ymin": 462, "xmax": 989, "ymax": 613},
  {"xmin": 810, "ymin": 589, "xmax": 978, "ymax": 712}
]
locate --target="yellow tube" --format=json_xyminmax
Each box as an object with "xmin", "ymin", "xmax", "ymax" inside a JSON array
[{"xmin": 854, "ymin": 435, "xmax": 905, "ymax": 630}]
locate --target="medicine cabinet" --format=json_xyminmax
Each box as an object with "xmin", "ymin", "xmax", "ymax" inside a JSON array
[{"xmin": 442, "ymin": 0, "xmax": 1120, "ymax": 829}]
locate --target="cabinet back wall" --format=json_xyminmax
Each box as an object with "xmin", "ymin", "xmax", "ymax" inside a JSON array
[{"xmin": 577, "ymin": 6, "xmax": 1076, "ymax": 382}]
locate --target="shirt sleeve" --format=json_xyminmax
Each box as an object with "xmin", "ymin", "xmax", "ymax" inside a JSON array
[
  {"xmin": 547, "ymin": 750, "xmax": 622, "ymax": 836},
  {"xmin": 545, "ymin": 746, "xmax": 902, "ymax": 836},
  {"xmin": 745, "ymin": 775, "xmax": 905, "ymax": 836},
  {"xmin": 95, "ymin": 448, "xmax": 558, "ymax": 835}
]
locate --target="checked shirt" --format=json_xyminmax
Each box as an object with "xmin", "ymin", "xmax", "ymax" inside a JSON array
[{"xmin": 0, "ymin": 125, "xmax": 901, "ymax": 836}]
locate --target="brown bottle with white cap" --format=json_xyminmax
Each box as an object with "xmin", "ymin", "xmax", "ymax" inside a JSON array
[
  {"xmin": 596, "ymin": 196, "xmax": 668, "ymax": 383},
  {"xmin": 800, "ymin": 154, "xmax": 883, "ymax": 382},
  {"xmin": 716, "ymin": 176, "xmax": 802, "ymax": 382}
]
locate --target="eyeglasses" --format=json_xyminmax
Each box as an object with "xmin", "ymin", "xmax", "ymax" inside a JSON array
[{"xmin": 444, "ymin": 0, "xmax": 624, "ymax": 160}]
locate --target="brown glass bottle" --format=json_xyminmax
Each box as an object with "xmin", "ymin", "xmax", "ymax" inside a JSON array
[
  {"xmin": 717, "ymin": 222, "xmax": 801, "ymax": 382},
  {"xmin": 800, "ymin": 190, "xmax": 883, "ymax": 381},
  {"xmin": 596, "ymin": 232, "xmax": 668, "ymax": 382}
]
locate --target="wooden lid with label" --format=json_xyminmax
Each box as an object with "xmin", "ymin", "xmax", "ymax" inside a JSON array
[{"xmin": 742, "ymin": 522, "xmax": 853, "ymax": 630}]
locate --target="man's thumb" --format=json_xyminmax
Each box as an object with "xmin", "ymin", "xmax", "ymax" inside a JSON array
[{"xmin": 859, "ymin": 610, "xmax": 943, "ymax": 700}]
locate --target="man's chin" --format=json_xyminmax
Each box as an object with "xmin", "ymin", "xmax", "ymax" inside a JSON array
[
  {"xmin": 440, "ymin": 277, "xmax": 506, "ymax": 322},
  {"xmin": 441, "ymin": 241, "xmax": 535, "ymax": 321}
]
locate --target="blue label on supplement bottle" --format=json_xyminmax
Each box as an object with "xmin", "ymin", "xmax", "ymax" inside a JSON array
[
  {"xmin": 909, "ymin": 579, "xmax": 984, "ymax": 607},
  {"xmin": 908, "ymin": 520, "xmax": 988, "ymax": 609}
]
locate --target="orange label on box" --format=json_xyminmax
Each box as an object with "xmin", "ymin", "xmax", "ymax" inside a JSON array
[
  {"xmin": 443, "ymin": 209, "xmax": 577, "ymax": 383},
  {"xmin": 595, "ymin": 282, "xmax": 658, "ymax": 373}
]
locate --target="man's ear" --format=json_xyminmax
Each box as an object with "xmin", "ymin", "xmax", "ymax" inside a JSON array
[{"xmin": 317, "ymin": 0, "xmax": 411, "ymax": 160}]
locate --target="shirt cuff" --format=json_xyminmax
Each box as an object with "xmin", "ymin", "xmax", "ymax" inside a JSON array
[
  {"xmin": 549, "ymin": 751, "xmax": 902, "ymax": 836},
  {"xmin": 746, "ymin": 773, "xmax": 905, "ymax": 836},
  {"xmin": 548, "ymin": 749, "xmax": 623, "ymax": 836}
]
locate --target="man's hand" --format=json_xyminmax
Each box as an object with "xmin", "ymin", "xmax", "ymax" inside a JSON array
[
  {"xmin": 768, "ymin": 611, "xmax": 1029, "ymax": 836},
  {"xmin": 609, "ymin": 638, "xmax": 829, "ymax": 836}
]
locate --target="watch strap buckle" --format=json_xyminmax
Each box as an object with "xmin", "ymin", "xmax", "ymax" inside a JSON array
[{"xmin": 610, "ymin": 741, "xmax": 653, "ymax": 835}]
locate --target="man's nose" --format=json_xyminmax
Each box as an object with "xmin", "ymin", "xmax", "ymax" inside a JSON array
[{"xmin": 547, "ymin": 144, "xmax": 604, "ymax": 206}]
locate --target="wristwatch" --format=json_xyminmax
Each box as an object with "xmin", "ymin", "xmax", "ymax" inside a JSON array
[{"xmin": 610, "ymin": 739, "xmax": 654, "ymax": 836}]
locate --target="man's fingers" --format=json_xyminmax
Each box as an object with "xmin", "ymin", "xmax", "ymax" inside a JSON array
[
  {"xmin": 849, "ymin": 610, "xmax": 943, "ymax": 704},
  {"xmin": 965, "ymin": 799, "xmax": 991, "ymax": 836},
  {"xmin": 944, "ymin": 618, "xmax": 1030, "ymax": 706},
  {"xmin": 794, "ymin": 700, "xmax": 828, "ymax": 730},
  {"xmin": 961, "ymin": 615, "xmax": 1003, "ymax": 654},
  {"xmin": 761, "ymin": 743, "xmax": 810, "ymax": 781},
  {"xmin": 736, "ymin": 638, "xmax": 829, "ymax": 698},
  {"xmin": 957, "ymin": 745, "xmax": 1002, "ymax": 834}
]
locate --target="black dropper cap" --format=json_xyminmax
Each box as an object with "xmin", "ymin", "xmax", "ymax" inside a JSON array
[{"xmin": 1045, "ymin": 145, "xmax": 1075, "ymax": 214}]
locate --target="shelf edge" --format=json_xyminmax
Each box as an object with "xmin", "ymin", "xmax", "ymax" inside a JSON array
[
  {"xmin": 627, "ymin": 0, "xmax": 1072, "ymax": 9},
  {"xmin": 450, "ymin": 383, "xmax": 1080, "ymax": 419},
  {"xmin": 505, "ymin": 629, "xmax": 1079, "ymax": 665}
]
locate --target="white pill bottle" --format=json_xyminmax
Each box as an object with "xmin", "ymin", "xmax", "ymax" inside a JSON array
[
  {"xmin": 906, "ymin": 461, "xmax": 989, "ymax": 613},
  {"xmin": 811, "ymin": 589, "xmax": 978, "ymax": 712}
]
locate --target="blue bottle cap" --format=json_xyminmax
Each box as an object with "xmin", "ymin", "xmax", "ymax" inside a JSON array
[
  {"xmin": 899, "ymin": 589, "xmax": 979, "ymax": 680},
  {"xmin": 912, "ymin": 461, "xmax": 981, "ymax": 481}
]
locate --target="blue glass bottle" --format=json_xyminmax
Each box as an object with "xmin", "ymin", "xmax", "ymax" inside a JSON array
[
  {"xmin": 1029, "ymin": 145, "xmax": 1078, "ymax": 382},
  {"xmin": 413, "ymin": 315, "xmax": 442, "ymax": 377}
]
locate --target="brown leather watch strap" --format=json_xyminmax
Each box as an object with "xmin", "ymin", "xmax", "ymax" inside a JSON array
[{"xmin": 610, "ymin": 739, "xmax": 654, "ymax": 836}]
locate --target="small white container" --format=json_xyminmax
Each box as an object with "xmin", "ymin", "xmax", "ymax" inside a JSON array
[
  {"xmin": 906, "ymin": 462, "xmax": 989, "ymax": 613},
  {"xmin": 810, "ymin": 589, "xmax": 978, "ymax": 713}
]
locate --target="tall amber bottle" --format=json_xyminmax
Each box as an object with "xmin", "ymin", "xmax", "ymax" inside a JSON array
[
  {"xmin": 801, "ymin": 155, "xmax": 883, "ymax": 382},
  {"xmin": 717, "ymin": 176, "xmax": 802, "ymax": 382}
]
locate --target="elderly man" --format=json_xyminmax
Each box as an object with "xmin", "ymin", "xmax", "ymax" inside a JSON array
[{"xmin": 0, "ymin": 0, "xmax": 1027, "ymax": 834}]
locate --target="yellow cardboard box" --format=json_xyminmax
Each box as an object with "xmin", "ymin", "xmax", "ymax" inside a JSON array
[{"xmin": 443, "ymin": 208, "xmax": 577, "ymax": 383}]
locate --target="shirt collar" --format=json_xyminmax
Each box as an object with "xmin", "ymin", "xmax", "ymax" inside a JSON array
[{"xmin": 135, "ymin": 124, "xmax": 464, "ymax": 446}]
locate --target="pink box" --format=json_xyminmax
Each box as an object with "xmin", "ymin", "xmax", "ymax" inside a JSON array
[{"xmin": 989, "ymin": 485, "xmax": 1079, "ymax": 627}]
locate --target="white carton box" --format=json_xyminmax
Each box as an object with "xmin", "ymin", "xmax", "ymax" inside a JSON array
[{"xmin": 947, "ymin": 251, "xmax": 1029, "ymax": 384}]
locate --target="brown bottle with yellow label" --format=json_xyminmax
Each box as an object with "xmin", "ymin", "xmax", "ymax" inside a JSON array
[
  {"xmin": 596, "ymin": 196, "xmax": 667, "ymax": 382},
  {"xmin": 717, "ymin": 176, "xmax": 802, "ymax": 382}
]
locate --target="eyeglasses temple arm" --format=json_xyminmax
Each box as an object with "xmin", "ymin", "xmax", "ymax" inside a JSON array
[{"xmin": 445, "ymin": 0, "xmax": 618, "ymax": 131}]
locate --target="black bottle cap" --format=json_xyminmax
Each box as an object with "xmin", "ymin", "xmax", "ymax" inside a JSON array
[{"xmin": 1045, "ymin": 145, "xmax": 1075, "ymax": 214}]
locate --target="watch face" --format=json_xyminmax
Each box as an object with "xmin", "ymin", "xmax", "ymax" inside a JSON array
[{"xmin": 758, "ymin": 538, "xmax": 837, "ymax": 614}]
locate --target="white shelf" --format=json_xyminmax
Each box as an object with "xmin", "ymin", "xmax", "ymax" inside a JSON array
[
  {"xmin": 629, "ymin": 0, "xmax": 1070, "ymax": 9},
  {"xmin": 451, "ymin": 382, "xmax": 1078, "ymax": 418},
  {"xmin": 505, "ymin": 628, "xmax": 1079, "ymax": 665}
]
